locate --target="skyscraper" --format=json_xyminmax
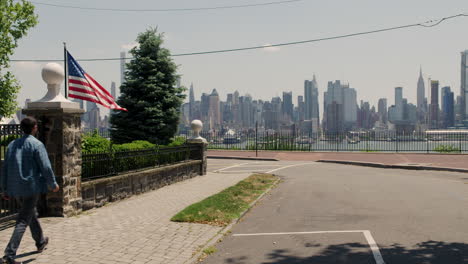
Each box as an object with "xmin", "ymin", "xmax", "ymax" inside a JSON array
[
  {"xmin": 343, "ymin": 86, "xmax": 357, "ymax": 130},
  {"xmin": 417, "ymin": 67, "xmax": 426, "ymax": 122},
  {"xmin": 189, "ymin": 83, "xmax": 195, "ymax": 120},
  {"xmin": 304, "ymin": 75, "xmax": 319, "ymax": 120},
  {"xmin": 120, "ymin": 51, "xmax": 126, "ymax": 86},
  {"xmin": 429, "ymin": 80, "xmax": 439, "ymax": 129},
  {"xmin": 417, "ymin": 68, "xmax": 425, "ymax": 109},
  {"xmin": 460, "ymin": 50, "xmax": 468, "ymax": 121},
  {"xmin": 378, "ymin": 98, "xmax": 388, "ymax": 124},
  {"xmin": 323, "ymin": 80, "xmax": 346, "ymax": 132},
  {"xmin": 111, "ymin": 81, "xmax": 117, "ymax": 99},
  {"xmin": 395, "ymin": 87, "xmax": 403, "ymax": 121},
  {"xmin": 282, "ymin": 92, "xmax": 293, "ymax": 122},
  {"xmin": 442, "ymin": 86, "xmax": 455, "ymax": 128},
  {"xmin": 208, "ymin": 89, "xmax": 221, "ymax": 129}
]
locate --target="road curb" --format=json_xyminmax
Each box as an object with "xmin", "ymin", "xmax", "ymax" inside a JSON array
[
  {"xmin": 186, "ymin": 176, "xmax": 281, "ymax": 264},
  {"xmin": 317, "ymin": 160, "xmax": 468, "ymax": 173},
  {"xmin": 207, "ymin": 155, "xmax": 279, "ymax": 161}
]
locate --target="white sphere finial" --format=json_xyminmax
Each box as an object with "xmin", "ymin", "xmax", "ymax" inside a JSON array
[
  {"xmin": 191, "ymin": 120, "xmax": 203, "ymax": 133},
  {"xmin": 188, "ymin": 120, "xmax": 207, "ymax": 144},
  {"xmin": 42, "ymin": 63, "xmax": 64, "ymax": 85}
]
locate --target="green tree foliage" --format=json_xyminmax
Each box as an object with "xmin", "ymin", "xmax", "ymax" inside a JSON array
[
  {"xmin": 110, "ymin": 28, "xmax": 185, "ymax": 144},
  {"xmin": 0, "ymin": 0, "xmax": 38, "ymax": 117}
]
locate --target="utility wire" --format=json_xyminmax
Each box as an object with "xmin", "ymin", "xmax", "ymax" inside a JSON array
[
  {"xmin": 10, "ymin": 13, "xmax": 468, "ymax": 63},
  {"xmin": 29, "ymin": 0, "xmax": 305, "ymax": 12}
]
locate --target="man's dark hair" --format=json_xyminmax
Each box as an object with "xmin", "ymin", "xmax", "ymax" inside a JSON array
[{"xmin": 20, "ymin": 117, "xmax": 38, "ymax": 134}]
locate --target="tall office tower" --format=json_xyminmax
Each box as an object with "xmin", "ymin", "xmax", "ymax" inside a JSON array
[
  {"xmin": 189, "ymin": 83, "xmax": 195, "ymax": 120},
  {"xmin": 89, "ymin": 106, "xmax": 100, "ymax": 130},
  {"xmin": 297, "ymin": 95, "xmax": 305, "ymax": 121},
  {"xmin": 395, "ymin": 87, "xmax": 403, "ymax": 121},
  {"xmin": 270, "ymin": 97, "xmax": 282, "ymax": 129},
  {"xmin": 239, "ymin": 95, "xmax": 253, "ymax": 128},
  {"xmin": 111, "ymin": 81, "xmax": 117, "ymax": 98},
  {"xmin": 342, "ymin": 86, "xmax": 357, "ymax": 130},
  {"xmin": 442, "ymin": 86, "xmax": 455, "ymax": 128},
  {"xmin": 358, "ymin": 101, "xmax": 372, "ymax": 129},
  {"xmin": 323, "ymin": 80, "xmax": 346, "ymax": 132},
  {"xmin": 417, "ymin": 68, "xmax": 426, "ymax": 122},
  {"xmin": 304, "ymin": 75, "xmax": 319, "ymax": 120},
  {"xmin": 226, "ymin": 93, "xmax": 234, "ymax": 104},
  {"xmin": 460, "ymin": 50, "xmax": 468, "ymax": 121},
  {"xmin": 208, "ymin": 89, "xmax": 221, "ymax": 129},
  {"xmin": 120, "ymin": 51, "xmax": 126, "ymax": 86},
  {"xmin": 429, "ymin": 80, "xmax": 439, "ymax": 129},
  {"xmin": 282, "ymin": 92, "xmax": 293, "ymax": 122},
  {"xmin": 233, "ymin": 90, "xmax": 240, "ymax": 105},
  {"xmin": 417, "ymin": 68, "xmax": 426, "ymax": 110},
  {"xmin": 200, "ymin": 93, "xmax": 210, "ymax": 127},
  {"xmin": 378, "ymin": 98, "xmax": 388, "ymax": 124}
]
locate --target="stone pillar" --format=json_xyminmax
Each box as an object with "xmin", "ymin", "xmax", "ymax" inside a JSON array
[
  {"xmin": 22, "ymin": 63, "xmax": 84, "ymax": 217},
  {"xmin": 187, "ymin": 120, "xmax": 208, "ymax": 175}
]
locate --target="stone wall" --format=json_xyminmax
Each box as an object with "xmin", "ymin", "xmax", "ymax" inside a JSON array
[
  {"xmin": 81, "ymin": 160, "xmax": 202, "ymax": 211},
  {"xmin": 23, "ymin": 108, "xmax": 84, "ymax": 217}
]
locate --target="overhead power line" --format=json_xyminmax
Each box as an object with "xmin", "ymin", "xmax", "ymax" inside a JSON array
[
  {"xmin": 29, "ymin": 0, "xmax": 305, "ymax": 12},
  {"xmin": 10, "ymin": 13, "xmax": 468, "ymax": 63}
]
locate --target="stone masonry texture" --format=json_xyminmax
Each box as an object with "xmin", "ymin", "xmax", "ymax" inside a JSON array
[{"xmin": 23, "ymin": 108, "xmax": 84, "ymax": 217}]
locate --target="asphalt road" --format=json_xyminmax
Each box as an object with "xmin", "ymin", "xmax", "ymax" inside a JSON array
[{"xmin": 202, "ymin": 161, "xmax": 468, "ymax": 264}]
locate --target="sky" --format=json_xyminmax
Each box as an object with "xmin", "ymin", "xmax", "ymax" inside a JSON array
[{"xmin": 8, "ymin": 0, "xmax": 468, "ymax": 117}]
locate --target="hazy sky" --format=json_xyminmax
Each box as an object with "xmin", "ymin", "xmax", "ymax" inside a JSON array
[{"xmin": 9, "ymin": 0, "xmax": 468, "ymax": 116}]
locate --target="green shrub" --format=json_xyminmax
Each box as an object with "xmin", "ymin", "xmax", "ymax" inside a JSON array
[
  {"xmin": 112, "ymin": 140, "xmax": 155, "ymax": 151},
  {"xmin": 82, "ymin": 131, "xmax": 111, "ymax": 152},
  {"xmin": 433, "ymin": 145, "xmax": 461, "ymax": 153},
  {"xmin": 167, "ymin": 136, "xmax": 186, "ymax": 147}
]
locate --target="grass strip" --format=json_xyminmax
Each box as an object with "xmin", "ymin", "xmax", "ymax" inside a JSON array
[{"xmin": 171, "ymin": 173, "xmax": 278, "ymax": 226}]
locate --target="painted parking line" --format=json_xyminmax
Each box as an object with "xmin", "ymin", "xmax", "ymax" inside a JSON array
[
  {"xmin": 214, "ymin": 163, "xmax": 251, "ymax": 173},
  {"xmin": 266, "ymin": 163, "xmax": 316, "ymax": 173},
  {"xmin": 233, "ymin": 230, "xmax": 385, "ymax": 264}
]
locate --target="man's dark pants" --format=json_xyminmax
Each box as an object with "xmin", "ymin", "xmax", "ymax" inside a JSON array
[{"xmin": 3, "ymin": 195, "xmax": 45, "ymax": 260}]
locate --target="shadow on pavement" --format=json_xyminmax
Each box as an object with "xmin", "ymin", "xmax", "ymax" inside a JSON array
[{"xmin": 222, "ymin": 240, "xmax": 467, "ymax": 264}]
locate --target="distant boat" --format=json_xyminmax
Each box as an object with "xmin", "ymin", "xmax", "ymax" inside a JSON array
[{"xmin": 223, "ymin": 137, "xmax": 241, "ymax": 144}]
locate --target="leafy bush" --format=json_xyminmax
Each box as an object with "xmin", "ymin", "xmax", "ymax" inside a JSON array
[
  {"xmin": 433, "ymin": 145, "xmax": 461, "ymax": 153},
  {"xmin": 82, "ymin": 131, "xmax": 111, "ymax": 152},
  {"xmin": 112, "ymin": 140, "xmax": 155, "ymax": 151},
  {"xmin": 167, "ymin": 136, "xmax": 186, "ymax": 147}
]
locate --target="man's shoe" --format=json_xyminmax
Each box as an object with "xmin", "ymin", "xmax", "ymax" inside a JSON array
[
  {"xmin": 2, "ymin": 257, "xmax": 23, "ymax": 264},
  {"xmin": 37, "ymin": 237, "xmax": 49, "ymax": 253}
]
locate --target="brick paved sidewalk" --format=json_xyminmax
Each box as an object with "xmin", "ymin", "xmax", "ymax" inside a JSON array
[
  {"xmin": 208, "ymin": 150, "xmax": 468, "ymax": 170},
  {"xmin": 0, "ymin": 172, "xmax": 251, "ymax": 264}
]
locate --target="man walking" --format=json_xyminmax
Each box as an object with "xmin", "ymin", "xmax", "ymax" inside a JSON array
[{"xmin": 0, "ymin": 117, "xmax": 59, "ymax": 264}]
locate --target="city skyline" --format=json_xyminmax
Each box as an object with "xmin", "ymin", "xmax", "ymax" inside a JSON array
[{"xmin": 7, "ymin": 0, "xmax": 468, "ymax": 115}]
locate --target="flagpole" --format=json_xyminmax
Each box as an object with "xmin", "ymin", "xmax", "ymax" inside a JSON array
[{"xmin": 63, "ymin": 42, "xmax": 68, "ymax": 98}]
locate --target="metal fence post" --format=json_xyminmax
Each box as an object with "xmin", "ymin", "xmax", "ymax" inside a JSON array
[{"xmin": 255, "ymin": 121, "xmax": 258, "ymax": 157}]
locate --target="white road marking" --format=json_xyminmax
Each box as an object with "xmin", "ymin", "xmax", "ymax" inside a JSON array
[
  {"xmin": 233, "ymin": 230, "xmax": 367, "ymax": 236},
  {"xmin": 363, "ymin": 231, "xmax": 386, "ymax": 264},
  {"xmin": 233, "ymin": 230, "xmax": 386, "ymax": 264},
  {"xmin": 214, "ymin": 162, "xmax": 250, "ymax": 173},
  {"xmin": 266, "ymin": 163, "xmax": 315, "ymax": 173}
]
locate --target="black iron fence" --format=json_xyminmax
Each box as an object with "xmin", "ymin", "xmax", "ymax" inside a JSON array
[
  {"xmin": 178, "ymin": 130, "xmax": 468, "ymax": 153},
  {"xmin": 0, "ymin": 124, "xmax": 23, "ymax": 223},
  {"xmin": 81, "ymin": 144, "xmax": 201, "ymax": 181}
]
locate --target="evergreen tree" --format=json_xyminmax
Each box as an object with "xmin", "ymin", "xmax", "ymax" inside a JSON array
[{"xmin": 110, "ymin": 28, "xmax": 185, "ymax": 144}]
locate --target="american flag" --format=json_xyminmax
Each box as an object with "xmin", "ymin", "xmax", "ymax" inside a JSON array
[{"xmin": 67, "ymin": 51, "xmax": 127, "ymax": 111}]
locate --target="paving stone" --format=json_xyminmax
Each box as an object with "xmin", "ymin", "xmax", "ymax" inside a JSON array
[{"xmin": 0, "ymin": 171, "xmax": 250, "ymax": 263}]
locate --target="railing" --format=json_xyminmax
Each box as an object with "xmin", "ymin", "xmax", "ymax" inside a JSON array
[
  {"xmin": 0, "ymin": 125, "xmax": 23, "ymax": 223},
  {"xmin": 81, "ymin": 145, "xmax": 200, "ymax": 181},
  {"xmin": 178, "ymin": 131, "xmax": 468, "ymax": 153}
]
